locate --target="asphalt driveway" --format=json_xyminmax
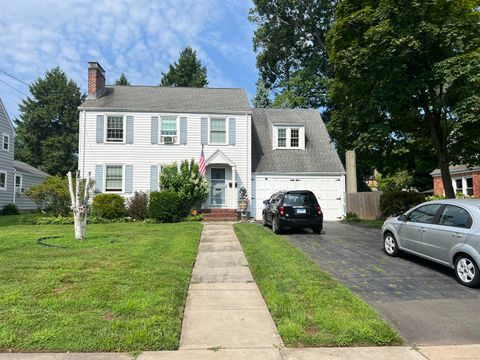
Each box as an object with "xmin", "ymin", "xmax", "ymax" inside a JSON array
[{"xmin": 285, "ymin": 222, "xmax": 480, "ymax": 346}]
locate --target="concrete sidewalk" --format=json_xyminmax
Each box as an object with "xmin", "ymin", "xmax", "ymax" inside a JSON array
[{"xmin": 1, "ymin": 223, "xmax": 479, "ymax": 359}]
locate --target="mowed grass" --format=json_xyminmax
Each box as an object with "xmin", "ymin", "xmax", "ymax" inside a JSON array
[
  {"xmin": 234, "ymin": 223, "xmax": 401, "ymax": 347},
  {"xmin": 0, "ymin": 220, "xmax": 202, "ymax": 352}
]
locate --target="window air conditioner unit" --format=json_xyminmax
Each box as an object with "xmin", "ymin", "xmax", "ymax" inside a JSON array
[{"xmin": 162, "ymin": 136, "xmax": 175, "ymax": 144}]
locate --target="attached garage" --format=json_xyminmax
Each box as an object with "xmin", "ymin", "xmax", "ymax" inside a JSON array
[
  {"xmin": 251, "ymin": 109, "xmax": 346, "ymax": 221},
  {"xmin": 251, "ymin": 174, "xmax": 345, "ymax": 221}
]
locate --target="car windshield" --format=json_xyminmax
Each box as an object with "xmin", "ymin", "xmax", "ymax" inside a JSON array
[{"xmin": 283, "ymin": 193, "xmax": 316, "ymax": 206}]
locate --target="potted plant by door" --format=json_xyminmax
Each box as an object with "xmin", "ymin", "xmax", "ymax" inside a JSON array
[{"xmin": 239, "ymin": 186, "xmax": 249, "ymax": 220}]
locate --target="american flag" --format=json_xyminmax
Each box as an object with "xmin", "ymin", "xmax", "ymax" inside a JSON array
[{"xmin": 199, "ymin": 145, "xmax": 206, "ymax": 176}]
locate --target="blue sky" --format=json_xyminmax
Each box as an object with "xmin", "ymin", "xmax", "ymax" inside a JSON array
[{"xmin": 0, "ymin": 0, "xmax": 258, "ymax": 120}]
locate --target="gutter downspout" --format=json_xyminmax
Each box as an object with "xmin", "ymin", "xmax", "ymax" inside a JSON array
[
  {"xmin": 11, "ymin": 168, "xmax": 16, "ymax": 205},
  {"xmin": 82, "ymin": 110, "xmax": 86, "ymax": 177}
]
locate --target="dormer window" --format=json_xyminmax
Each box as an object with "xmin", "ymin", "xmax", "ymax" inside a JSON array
[{"xmin": 274, "ymin": 126, "xmax": 304, "ymax": 149}]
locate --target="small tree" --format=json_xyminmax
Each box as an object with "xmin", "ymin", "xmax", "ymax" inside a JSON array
[
  {"xmin": 115, "ymin": 72, "xmax": 130, "ymax": 85},
  {"xmin": 25, "ymin": 175, "xmax": 71, "ymax": 215},
  {"xmin": 252, "ymin": 79, "xmax": 271, "ymax": 108},
  {"xmin": 67, "ymin": 171, "xmax": 94, "ymax": 240},
  {"xmin": 160, "ymin": 159, "xmax": 208, "ymax": 211}
]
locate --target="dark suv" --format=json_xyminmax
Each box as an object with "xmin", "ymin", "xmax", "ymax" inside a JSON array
[{"xmin": 262, "ymin": 190, "xmax": 323, "ymax": 234}]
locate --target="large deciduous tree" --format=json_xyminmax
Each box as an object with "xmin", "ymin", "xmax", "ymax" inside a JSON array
[
  {"xmin": 15, "ymin": 67, "xmax": 85, "ymax": 176},
  {"xmin": 327, "ymin": 0, "xmax": 480, "ymax": 198},
  {"xmin": 160, "ymin": 47, "xmax": 208, "ymax": 87},
  {"xmin": 249, "ymin": 0, "xmax": 338, "ymax": 109}
]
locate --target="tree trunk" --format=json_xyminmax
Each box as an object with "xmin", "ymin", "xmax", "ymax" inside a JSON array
[
  {"xmin": 74, "ymin": 213, "xmax": 86, "ymax": 240},
  {"xmin": 426, "ymin": 112, "xmax": 455, "ymax": 198}
]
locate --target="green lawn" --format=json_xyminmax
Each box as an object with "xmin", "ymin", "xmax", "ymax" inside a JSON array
[
  {"xmin": 343, "ymin": 219, "xmax": 385, "ymax": 229},
  {"xmin": 234, "ymin": 223, "xmax": 401, "ymax": 347},
  {"xmin": 0, "ymin": 219, "xmax": 202, "ymax": 352}
]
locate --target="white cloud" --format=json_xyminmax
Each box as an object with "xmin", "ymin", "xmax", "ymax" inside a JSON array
[{"xmin": 0, "ymin": 0, "xmax": 257, "ymax": 116}]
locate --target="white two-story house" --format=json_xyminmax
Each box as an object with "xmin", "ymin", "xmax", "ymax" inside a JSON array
[
  {"xmin": 78, "ymin": 62, "xmax": 251, "ymax": 212},
  {"xmin": 78, "ymin": 62, "xmax": 346, "ymax": 220}
]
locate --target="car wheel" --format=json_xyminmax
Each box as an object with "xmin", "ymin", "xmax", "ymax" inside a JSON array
[
  {"xmin": 383, "ymin": 232, "xmax": 399, "ymax": 256},
  {"xmin": 262, "ymin": 213, "xmax": 268, "ymax": 227},
  {"xmin": 272, "ymin": 218, "xmax": 282, "ymax": 234},
  {"xmin": 455, "ymin": 255, "xmax": 480, "ymax": 288},
  {"xmin": 312, "ymin": 225, "xmax": 322, "ymax": 234}
]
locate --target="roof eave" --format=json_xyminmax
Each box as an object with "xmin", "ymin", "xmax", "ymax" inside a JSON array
[{"xmin": 78, "ymin": 106, "xmax": 252, "ymax": 115}]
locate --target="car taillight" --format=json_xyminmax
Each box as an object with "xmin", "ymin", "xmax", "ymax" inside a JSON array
[
  {"xmin": 315, "ymin": 205, "xmax": 322, "ymax": 215},
  {"xmin": 279, "ymin": 206, "xmax": 285, "ymax": 216}
]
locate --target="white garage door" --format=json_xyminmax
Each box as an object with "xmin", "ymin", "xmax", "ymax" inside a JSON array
[{"xmin": 251, "ymin": 174, "xmax": 345, "ymax": 221}]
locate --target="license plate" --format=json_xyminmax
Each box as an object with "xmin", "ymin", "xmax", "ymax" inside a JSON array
[{"xmin": 296, "ymin": 208, "xmax": 307, "ymax": 214}]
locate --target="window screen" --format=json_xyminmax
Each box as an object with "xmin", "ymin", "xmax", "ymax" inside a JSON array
[
  {"xmin": 278, "ymin": 128, "xmax": 286, "ymax": 147},
  {"xmin": 105, "ymin": 165, "xmax": 123, "ymax": 191},
  {"xmin": 210, "ymin": 118, "xmax": 226, "ymax": 143}
]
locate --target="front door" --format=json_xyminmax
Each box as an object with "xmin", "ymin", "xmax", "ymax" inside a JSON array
[{"xmin": 210, "ymin": 168, "xmax": 226, "ymax": 205}]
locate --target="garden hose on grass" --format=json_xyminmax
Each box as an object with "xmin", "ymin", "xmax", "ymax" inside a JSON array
[{"xmin": 37, "ymin": 236, "xmax": 67, "ymax": 249}]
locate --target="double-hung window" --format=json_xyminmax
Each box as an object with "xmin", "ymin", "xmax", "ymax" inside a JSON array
[
  {"xmin": 106, "ymin": 116, "xmax": 124, "ymax": 142},
  {"xmin": 210, "ymin": 118, "xmax": 226, "ymax": 144},
  {"xmin": 276, "ymin": 126, "xmax": 302, "ymax": 149},
  {"xmin": 15, "ymin": 174, "xmax": 23, "ymax": 193},
  {"xmin": 160, "ymin": 116, "xmax": 178, "ymax": 144},
  {"xmin": 2, "ymin": 133, "xmax": 9, "ymax": 151},
  {"xmin": 290, "ymin": 129, "xmax": 299, "ymax": 147},
  {"xmin": 278, "ymin": 128, "xmax": 287, "ymax": 147},
  {"xmin": 105, "ymin": 165, "xmax": 123, "ymax": 192},
  {"xmin": 0, "ymin": 171, "xmax": 6, "ymax": 190}
]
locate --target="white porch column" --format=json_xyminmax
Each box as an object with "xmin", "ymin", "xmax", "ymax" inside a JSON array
[{"xmin": 232, "ymin": 166, "xmax": 238, "ymax": 209}]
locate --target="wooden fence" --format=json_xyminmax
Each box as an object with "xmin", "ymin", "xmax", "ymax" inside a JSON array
[{"xmin": 346, "ymin": 192, "xmax": 383, "ymax": 220}]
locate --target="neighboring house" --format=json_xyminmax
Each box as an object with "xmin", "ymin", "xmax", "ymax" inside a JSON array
[
  {"xmin": 251, "ymin": 109, "xmax": 346, "ymax": 220},
  {"xmin": 78, "ymin": 62, "xmax": 345, "ymax": 221},
  {"xmin": 0, "ymin": 97, "xmax": 49, "ymax": 211},
  {"xmin": 432, "ymin": 165, "xmax": 480, "ymax": 197}
]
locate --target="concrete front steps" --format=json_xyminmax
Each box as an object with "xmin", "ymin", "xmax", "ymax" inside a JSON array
[{"xmin": 202, "ymin": 209, "xmax": 238, "ymax": 222}]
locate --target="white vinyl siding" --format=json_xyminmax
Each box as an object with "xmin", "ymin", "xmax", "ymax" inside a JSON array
[
  {"xmin": 106, "ymin": 116, "xmax": 125, "ymax": 143},
  {"xmin": 79, "ymin": 111, "xmax": 251, "ymax": 210},
  {"xmin": 105, "ymin": 165, "xmax": 123, "ymax": 192},
  {"xmin": 160, "ymin": 116, "xmax": 179, "ymax": 144},
  {"xmin": 209, "ymin": 118, "xmax": 227, "ymax": 145},
  {"xmin": 0, "ymin": 171, "xmax": 6, "ymax": 190}
]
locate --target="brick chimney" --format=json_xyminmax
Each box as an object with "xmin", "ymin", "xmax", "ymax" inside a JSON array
[{"xmin": 87, "ymin": 62, "xmax": 105, "ymax": 99}]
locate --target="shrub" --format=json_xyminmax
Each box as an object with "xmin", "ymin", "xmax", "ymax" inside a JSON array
[
  {"xmin": 160, "ymin": 160, "xmax": 208, "ymax": 211},
  {"xmin": 1, "ymin": 203, "xmax": 20, "ymax": 215},
  {"xmin": 149, "ymin": 191, "xmax": 182, "ymax": 222},
  {"xmin": 184, "ymin": 214, "xmax": 203, "ymax": 222},
  {"xmin": 126, "ymin": 191, "xmax": 148, "ymax": 220},
  {"xmin": 25, "ymin": 176, "xmax": 70, "ymax": 215},
  {"xmin": 92, "ymin": 194, "xmax": 126, "ymax": 219},
  {"xmin": 380, "ymin": 191, "xmax": 425, "ymax": 217},
  {"xmin": 344, "ymin": 212, "xmax": 361, "ymax": 222}
]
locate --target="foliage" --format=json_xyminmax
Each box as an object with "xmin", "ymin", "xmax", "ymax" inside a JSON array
[
  {"xmin": 30, "ymin": 215, "xmax": 130, "ymax": 225},
  {"xmin": 126, "ymin": 191, "xmax": 148, "ymax": 220},
  {"xmin": 0, "ymin": 221, "xmax": 202, "ymax": 351},
  {"xmin": 380, "ymin": 192, "xmax": 426, "ymax": 217},
  {"xmin": 1, "ymin": 204, "xmax": 20, "ymax": 216},
  {"xmin": 344, "ymin": 212, "xmax": 360, "ymax": 223},
  {"xmin": 115, "ymin": 72, "xmax": 130, "ymax": 85},
  {"xmin": 239, "ymin": 186, "xmax": 249, "ymax": 204},
  {"xmin": 160, "ymin": 160, "xmax": 209, "ymax": 210},
  {"xmin": 375, "ymin": 171, "xmax": 413, "ymax": 192},
  {"xmin": 249, "ymin": 1, "xmax": 337, "ymax": 110},
  {"xmin": 327, "ymin": 0, "xmax": 480, "ymax": 198},
  {"xmin": 252, "ymin": 79, "xmax": 271, "ymax": 108},
  {"xmin": 426, "ymin": 194, "xmax": 446, "ymax": 201},
  {"xmin": 184, "ymin": 214, "xmax": 203, "ymax": 222},
  {"xmin": 92, "ymin": 194, "xmax": 126, "ymax": 219},
  {"xmin": 149, "ymin": 191, "xmax": 183, "ymax": 223},
  {"xmin": 25, "ymin": 176, "xmax": 71, "ymax": 216},
  {"xmin": 14, "ymin": 67, "xmax": 85, "ymax": 175},
  {"xmin": 235, "ymin": 223, "xmax": 401, "ymax": 346},
  {"xmin": 160, "ymin": 47, "xmax": 208, "ymax": 87}
]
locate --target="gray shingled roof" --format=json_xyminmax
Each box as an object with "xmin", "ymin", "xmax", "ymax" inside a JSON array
[
  {"xmin": 79, "ymin": 86, "xmax": 251, "ymax": 113},
  {"xmin": 252, "ymin": 109, "xmax": 345, "ymax": 174},
  {"xmin": 431, "ymin": 165, "xmax": 480, "ymax": 176},
  {"xmin": 14, "ymin": 160, "xmax": 49, "ymax": 177}
]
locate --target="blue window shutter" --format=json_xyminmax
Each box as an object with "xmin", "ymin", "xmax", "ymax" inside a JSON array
[
  {"xmin": 201, "ymin": 117, "xmax": 208, "ymax": 145},
  {"xmin": 95, "ymin": 165, "xmax": 103, "ymax": 192},
  {"xmin": 180, "ymin": 117, "xmax": 188, "ymax": 144},
  {"xmin": 125, "ymin": 165, "xmax": 133, "ymax": 193},
  {"xmin": 229, "ymin": 117, "xmax": 236, "ymax": 145},
  {"xmin": 96, "ymin": 115, "xmax": 104, "ymax": 143},
  {"xmin": 151, "ymin": 116, "xmax": 159, "ymax": 144},
  {"xmin": 150, "ymin": 165, "xmax": 159, "ymax": 191},
  {"xmin": 126, "ymin": 116, "xmax": 134, "ymax": 144}
]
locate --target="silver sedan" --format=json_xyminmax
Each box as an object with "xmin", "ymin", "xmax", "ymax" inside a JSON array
[{"xmin": 382, "ymin": 199, "xmax": 480, "ymax": 287}]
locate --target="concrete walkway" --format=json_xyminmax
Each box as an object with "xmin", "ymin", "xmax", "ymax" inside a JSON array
[{"xmin": 2, "ymin": 223, "xmax": 480, "ymax": 359}]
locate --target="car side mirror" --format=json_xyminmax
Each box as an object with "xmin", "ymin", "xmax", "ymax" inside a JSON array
[
  {"xmin": 398, "ymin": 214, "xmax": 407, "ymax": 222},
  {"xmin": 263, "ymin": 200, "xmax": 270, "ymax": 206}
]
